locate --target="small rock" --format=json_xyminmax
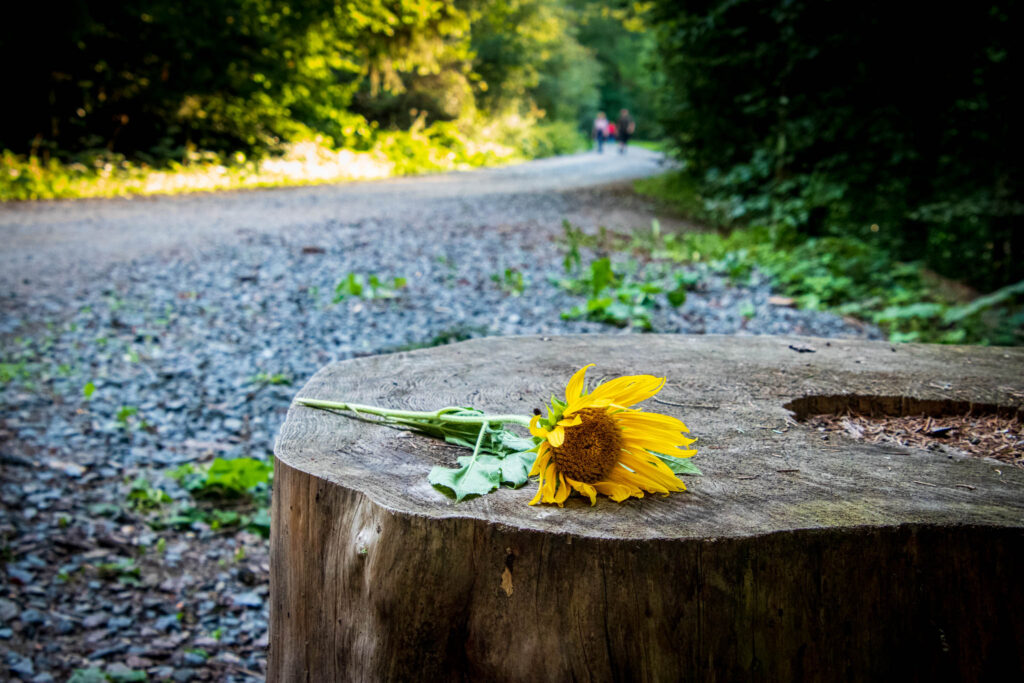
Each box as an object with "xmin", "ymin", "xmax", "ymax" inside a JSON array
[
  {"xmin": 183, "ymin": 651, "xmax": 207, "ymax": 666},
  {"xmin": 83, "ymin": 613, "xmax": 108, "ymax": 629},
  {"xmin": 230, "ymin": 592, "xmax": 263, "ymax": 608},
  {"xmin": 0, "ymin": 628, "xmax": 13, "ymax": 639},
  {"xmin": 172, "ymin": 667, "xmax": 196, "ymax": 682},
  {"xmin": 7, "ymin": 567, "xmax": 34, "ymax": 584},
  {"xmin": 6, "ymin": 652, "xmax": 34, "ymax": 677},
  {"xmin": 0, "ymin": 598, "xmax": 18, "ymax": 622},
  {"xmin": 89, "ymin": 643, "xmax": 129, "ymax": 659},
  {"xmin": 154, "ymin": 614, "xmax": 181, "ymax": 632},
  {"xmin": 20, "ymin": 608, "xmax": 46, "ymax": 626},
  {"xmin": 105, "ymin": 662, "xmax": 139, "ymax": 679},
  {"xmin": 107, "ymin": 616, "xmax": 134, "ymax": 631}
]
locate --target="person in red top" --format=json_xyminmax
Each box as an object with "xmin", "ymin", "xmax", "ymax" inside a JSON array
[{"xmin": 607, "ymin": 121, "xmax": 618, "ymax": 143}]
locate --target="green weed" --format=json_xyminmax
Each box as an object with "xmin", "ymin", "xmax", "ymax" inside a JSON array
[
  {"xmin": 491, "ymin": 268, "xmax": 526, "ymax": 296},
  {"xmin": 249, "ymin": 372, "xmax": 291, "ymax": 386},
  {"xmin": 333, "ymin": 273, "xmax": 407, "ymax": 302}
]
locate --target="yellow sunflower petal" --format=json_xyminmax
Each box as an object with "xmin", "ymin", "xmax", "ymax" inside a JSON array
[
  {"xmin": 610, "ymin": 453, "xmax": 685, "ymax": 494},
  {"xmin": 593, "ymin": 479, "xmax": 642, "ymax": 502},
  {"xmin": 553, "ymin": 473, "xmax": 571, "ymax": 505},
  {"xmin": 565, "ymin": 364, "xmax": 593, "ymax": 402},
  {"xmin": 529, "ymin": 461, "xmax": 560, "ymax": 505},
  {"xmin": 623, "ymin": 435, "xmax": 697, "ymax": 457},
  {"xmin": 557, "ymin": 414, "xmax": 582, "ymax": 428},
  {"xmin": 614, "ymin": 410, "xmax": 691, "ymax": 434},
  {"xmin": 529, "ymin": 414, "xmax": 549, "ymax": 439},
  {"xmin": 547, "ymin": 425, "xmax": 565, "ymax": 447},
  {"xmin": 588, "ymin": 374, "xmax": 665, "ymax": 408},
  {"xmin": 529, "ymin": 443, "xmax": 551, "ymax": 477},
  {"xmin": 619, "ymin": 448, "xmax": 686, "ymax": 485},
  {"xmin": 567, "ymin": 478, "xmax": 597, "ymax": 505}
]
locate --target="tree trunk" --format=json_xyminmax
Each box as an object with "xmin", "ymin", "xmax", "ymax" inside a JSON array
[{"xmin": 270, "ymin": 334, "xmax": 1024, "ymax": 681}]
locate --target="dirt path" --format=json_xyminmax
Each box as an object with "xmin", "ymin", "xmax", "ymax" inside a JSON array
[{"xmin": 0, "ymin": 149, "xmax": 672, "ymax": 296}]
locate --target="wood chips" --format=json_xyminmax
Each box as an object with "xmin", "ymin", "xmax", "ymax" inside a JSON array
[{"xmin": 806, "ymin": 411, "xmax": 1023, "ymax": 467}]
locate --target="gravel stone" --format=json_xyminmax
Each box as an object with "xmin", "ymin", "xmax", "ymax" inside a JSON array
[{"xmin": 0, "ymin": 598, "xmax": 18, "ymax": 622}]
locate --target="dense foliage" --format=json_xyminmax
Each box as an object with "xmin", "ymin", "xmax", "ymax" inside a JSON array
[
  {"xmin": 649, "ymin": 0, "xmax": 1021, "ymax": 293},
  {"xmin": 1, "ymin": 1, "xmax": 657, "ymax": 162},
  {"xmin": 1, "ymin": 1, "xmax": 665, "ymax": 199}
]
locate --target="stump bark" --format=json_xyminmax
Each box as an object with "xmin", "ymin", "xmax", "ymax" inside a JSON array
[{"xmin": 270, "ymin": 335, "xmax": 1024, "ymax": 681}]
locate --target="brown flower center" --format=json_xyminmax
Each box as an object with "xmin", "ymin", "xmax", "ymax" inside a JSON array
[{"xmin": 551, "ymin": 408, "xmax": 622, "ymax": 483}]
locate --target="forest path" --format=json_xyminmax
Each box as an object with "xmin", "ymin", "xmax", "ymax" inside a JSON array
[{"xmin": 0, "ymin": 148, "xmax": 669, "ymax": 296}]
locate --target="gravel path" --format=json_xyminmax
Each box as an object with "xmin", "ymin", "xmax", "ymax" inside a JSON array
[{"xmin": 0, "ymin": 150, "xmax": 880, "ymax": 682}]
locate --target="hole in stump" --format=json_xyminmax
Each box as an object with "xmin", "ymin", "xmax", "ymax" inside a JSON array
[{"xmin": 784, "ymin": 394, "xmax": 1023, "ymax": 466}]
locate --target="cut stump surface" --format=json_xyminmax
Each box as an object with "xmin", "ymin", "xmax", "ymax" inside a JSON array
[{"xmin": 271, "ymin": 335, "xmax": 1024, "ymax": 681}]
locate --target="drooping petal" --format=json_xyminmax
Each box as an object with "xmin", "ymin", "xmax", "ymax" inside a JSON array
[
  {"xmin": 553, "ymin": 473, "xmax": 571, "ymax": 506},
  {"xmin": 529, "ymin": 443, "xmax": 551, "ymax": 477},
  {"xmin": 616, "ymin": 451, "xmax": 687, "ymax": 492},
  {"xmin": 565, "ymin": 364, "xmax": 593, "ymax": 403},
  {"xmin": 529, "ymin": 461, "xmax": 560, "ymax": 505},
  {"xmin": 593, "ymin": 479, "xmax": 643, "ymax": 502},
  {"xmin": 547, "ymin": 425, "xmax": 565, "ymax": 448},
  {"xmin": 567, "ymin": 477, "xmax": 597, "ymax": 505},
  {"xmin": 606, "ymin": 463, "xmax": 672, "ymax": 495},
  {"xmin": 529, "ymin": 414, "xmax": 549, "ymax": 439}
]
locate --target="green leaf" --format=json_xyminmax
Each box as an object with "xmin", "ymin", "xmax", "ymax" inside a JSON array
[
  {"xmin": 667, "ymin": 286, "xmax": 687, "ymax": 307},
  {"xmin": 497, "ymin": 450, "xmax": 537, "ymax": 488},
  {"xmin": 109, "ymin": 668, "xmax": 148, "ymax": 682},
  {"xmin": 83, "ymin": 381, "xmax": 96, "ymax": 398},
  {"xmin": 653, "ymin": 452, "xmax": 702, "ymax": 476},
  {"xmin": 68, "ymin": 669, "xmax": 109, "ymax": 683},
  {"xmin": 429, "ymin": 455, "xmax": 503, "ymax": 501}
]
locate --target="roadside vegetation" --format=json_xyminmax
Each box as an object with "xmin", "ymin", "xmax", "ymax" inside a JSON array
[
  {"xmin": 640, "ymin": 0, "xmax": 1021, "ymax": 345},
  {"xmin": 635, "ymin": 173, "xmax": 1023, "ymax": 345}
]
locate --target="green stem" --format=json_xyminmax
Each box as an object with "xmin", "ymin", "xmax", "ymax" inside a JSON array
[{"xmin": 295, "ymin": 397, "xmax": 532, "ymax": 427}]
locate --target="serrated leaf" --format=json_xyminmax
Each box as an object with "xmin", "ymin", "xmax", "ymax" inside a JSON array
[
  {"xmin": 429, "ymin": 455, "xmax": 503, "ymax": 501},
  {"xmin": 653, "ymin": 452, "xmax": 703, "ymax": 476},
  {"xmin": 497, "ymin": 450, "xmax": 538, "ymax": 487}
]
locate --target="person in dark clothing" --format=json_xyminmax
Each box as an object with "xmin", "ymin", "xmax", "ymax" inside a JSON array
[
  {"xmin": 616, "ymin": 109, "xmax": 635, "ymax": 154},
  {"xmin": 592, "ymin": 111, "xmax": 609, "ymax": 153}
]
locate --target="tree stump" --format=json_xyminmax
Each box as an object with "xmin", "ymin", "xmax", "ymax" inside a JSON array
[{"xmin": 270, "ymin": 335, "xmax": 1024, "ymax": 681}]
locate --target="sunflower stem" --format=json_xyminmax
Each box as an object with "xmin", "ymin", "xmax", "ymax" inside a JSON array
[{"xmin": 295, "ymin": 398, "xmax": 532, "ymax": 427}]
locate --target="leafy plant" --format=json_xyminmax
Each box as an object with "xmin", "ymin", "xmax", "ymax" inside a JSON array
[
  {"xmin": 169, "ymin": 457, "xmax": 272, "ymax": 501},
  {"xmin": 115, "ymin": 405, "xmax": 138, "ymax": 427},
  {"xmin": 333, "ymin": 273, "xmax": 407, "ymax": 302},
  {"xmin": 554, "ymin": 245, "xmax": 697, "ymax": 330},
  {"xmin": 126, "ymin": 475, "xmax": 172, "ymax": 511},
  {"xmin": 491, "ymin": 268, "xmax": 526, "ymax": 296},
  {"xmin": 249, "ymin": 372, "xmax": 291, "ymax": 386},
  {"xmin": 95, "ymin": 558, "xmax": 141, "ymax": 586}
]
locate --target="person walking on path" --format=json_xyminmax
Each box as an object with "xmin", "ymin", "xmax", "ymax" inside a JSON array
[
  {"xmin": 592, "ymin": 111, "xmax": 610, "ymax": 153},
  {"xmin": 617, "ymin": 109, "xmax": 635, "ymax": 154}
]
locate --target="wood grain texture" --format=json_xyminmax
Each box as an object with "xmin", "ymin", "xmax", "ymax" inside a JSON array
[{"xmin": 270, "ymin": 334, "xmax": 1024, "ymax": 681}]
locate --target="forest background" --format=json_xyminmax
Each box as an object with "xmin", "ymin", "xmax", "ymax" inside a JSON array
[{"xmin": 1, "ymin": 0, "xmax": 1020, "ymax": 344}]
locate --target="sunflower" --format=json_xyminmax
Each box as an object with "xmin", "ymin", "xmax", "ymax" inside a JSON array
[{"xmin": 527, "ymin": 364, "xmax": 697, "ymax": 505}]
